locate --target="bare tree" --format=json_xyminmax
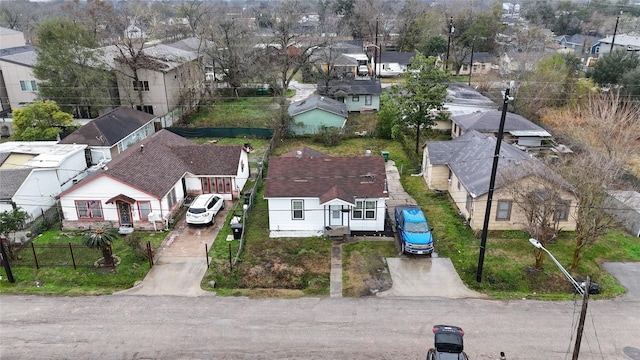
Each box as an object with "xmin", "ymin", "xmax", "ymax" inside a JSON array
[
  {"xmin": 258, "ymin": 0, "xmax": 326, "ymax": 138},
  {"xmin": 543, "ymin": 92, "xmax": 640, "ymax": 270},
  {"xmin": 498, "ymin": 160, "xmax": 575, "ymax": 270},
  {"xmin": 62, "ymin": 0, "xmax": 119, "ymax": 44}
]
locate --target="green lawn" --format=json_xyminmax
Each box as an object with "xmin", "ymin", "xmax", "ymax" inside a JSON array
[
  {"xmin": 190, "ymin": 97, "xmax": 280, "ymax": 128},
  {"xmin": 0, "ymin": 230, "xmax": 165, "ymax": 295}
]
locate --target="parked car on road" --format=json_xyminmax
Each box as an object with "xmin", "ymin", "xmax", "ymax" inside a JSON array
[
  {"xmin": 426, "ymin": 325, "xmax": 468, "ymax": 360},
  {"xmin": 186, "ymin": 194, "xmax": 224, "ymax": 225},
  {"xmin": 394, "ymin": 205, "xmax": 434, "ymax": 255}
]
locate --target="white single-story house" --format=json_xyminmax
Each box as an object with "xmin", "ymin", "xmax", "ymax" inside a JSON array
[
  {"xmin": 57, "ymin": 129, "xmax": 250, "ymax": 231},
  {"xmin": 264, "ymin": 147, "xmax": 388, "ymax": 237},
  {"xmin": 0, "ymin": 142, "xmax": 89, "ymax": 222}
]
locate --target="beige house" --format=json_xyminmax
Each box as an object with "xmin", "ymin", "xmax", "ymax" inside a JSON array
[
  {"xmin": 422, "ymin": 130, "xmax": 577, "ymax": 231},
  {"xmin": 111, "ymin": 43, "xmax": 204, "ymax": 118},
  {"xmin": 0, "ymin": 46, "xmax": 38, "ymax": 111}
]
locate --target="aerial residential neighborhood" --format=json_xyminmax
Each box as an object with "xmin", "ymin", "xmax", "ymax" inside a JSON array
[{"xmin": 1, "ymin": 0, "xmax": 640, "ymax": 358}]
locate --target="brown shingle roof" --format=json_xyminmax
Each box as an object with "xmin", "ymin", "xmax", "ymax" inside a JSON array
[
  {"xmin": 104, "ymin": 129, "xmax": 242, "ymax": 197},
  {"xmin": 264, "ymin": 155, "xmax": 387, "ymax": 200}
]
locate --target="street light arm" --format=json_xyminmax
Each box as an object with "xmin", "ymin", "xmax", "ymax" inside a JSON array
[{"xmin": 528, "ymin": 239, "xmax": 584, "ymax": 295}]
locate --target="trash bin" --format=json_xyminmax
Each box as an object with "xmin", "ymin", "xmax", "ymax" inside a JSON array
[
  {"xmin": 243, "ymin": 191, "xmax": 252, "ymax": 205},
  {"xmin": 381, "ymin": 151, "xmax": 389, "ymax": 162},
  {"xmin": 231, "ymin": 222, "xmax": 243, "ymax": 240}
]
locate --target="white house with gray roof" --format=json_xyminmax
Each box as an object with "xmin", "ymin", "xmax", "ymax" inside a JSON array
[
  {"xmin": 422, "ymin": 130, "xmax": 577, "ymax": 231},
  {"xmin": 591, "ymin": 34, "xmax": 640, "ymax": 55},
  {"xmin": 0, "ymin": 142, "xmax": 88, "ymax": 222}
]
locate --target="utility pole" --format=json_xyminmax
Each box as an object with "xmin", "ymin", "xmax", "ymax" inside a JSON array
[
  {"xmin": 572, "ymin": 277, "xmax": 590, "ymax": 360},
  {"xmin": 445, "ymin": 16, "xmax": 453, "ymax": 71},
  {"xmin": 0, "ymin": 238, "xmax": 15, "ymax": 283},
  {"xmin": 610, "ymin": 12, "xmax": 622, "ymax": 52},
  {"xmin": 375, "ymin": 17, "xmax": 379, "ymax": 78},
  {"xmin": 476, "ymin": 87, "xmax": 511, "ymax": 283},
  {"xmin": 468, "ymin": 39, "xmax": 475, "ymax": 86}
]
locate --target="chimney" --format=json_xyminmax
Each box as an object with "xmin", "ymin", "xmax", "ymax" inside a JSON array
[{"xmin": 140, "ymin": 144, "xmax": 145, "ymax": 153}]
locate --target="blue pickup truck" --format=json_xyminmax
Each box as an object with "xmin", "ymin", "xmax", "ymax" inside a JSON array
[{"xmin": 394, "ymin": 205, "xmax": 434, "ymax": 256}]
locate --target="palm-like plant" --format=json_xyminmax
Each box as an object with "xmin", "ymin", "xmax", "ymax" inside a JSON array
[{"xmin": 81, "ymin": 227, "xmax": 120, "ymax": 267}]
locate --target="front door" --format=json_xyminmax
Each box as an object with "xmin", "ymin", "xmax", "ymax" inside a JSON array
[
  {"xmin": 117, "ymin": 201, "xmax": 132, "ymax": 225},
  {"xmin": 329, "ymin": 205, "xmax": 343, "ymax": 226}
]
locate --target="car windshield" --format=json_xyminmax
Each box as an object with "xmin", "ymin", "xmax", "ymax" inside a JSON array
[
  {"xmin": 188, "ymin": 207, "xmax": 207, "ymax": 214},
  {"xmin": 405, "ymin": 221, "xmax": 429, "ymax": 233}
]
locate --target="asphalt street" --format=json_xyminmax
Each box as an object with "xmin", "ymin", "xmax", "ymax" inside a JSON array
[{"xmin": 1, "ymin": 295, "xmax": 639, "ymax": 359}]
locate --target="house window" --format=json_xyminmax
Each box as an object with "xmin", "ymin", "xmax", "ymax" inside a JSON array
[
  {"xmin": 554, "ymin": 201, "xmax": 570, "ymax": 221},
  {"xmin": 353, "ymin": 200, "xmax": 376, "ymax": 219},
  {"xmin": 465, "ymin": 194, "xmax": 473, "ymax": 215},
  {"xmin": 365, "ymin": 95, "xmax": 372, "ymax": 106},
  {"xmin": 352, "ymin": 95, "xmax": 359, "ymax": 102},
  {"xmin": 76, "ymin": 200, "xmax": 103, "ymax": 219},
  {"xmin": 133, "ymin": 80, "xmax": 150, "ymax": 91},
  {"xmin": 136, "ymin": 105, "xmax": 154, "ymax": 114},
  {"xmin": 138, "ymin": 201, "xmax": 152, "ymax": 220},
  {"xmin": 167, "ymin": 188, "xmax": 177, "ymax": 209},
  {"xmin": 462, "ymin": 65, "xmax": 469, "ymax": 72},
  {"xmin": 20, "ymin": 80, "xmax": 37, "ymax": 92},
  {"xmin": 496, "ymin": 200, "xmax": 512, "ymax": 221},
  {"xmin": 292, "ymin": 200, "xmax": 304, "ymax": 220}
]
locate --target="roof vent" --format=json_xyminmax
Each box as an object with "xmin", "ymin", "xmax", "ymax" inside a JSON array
[
  {"xmin": 365, "ymin": 149, "xmax": 371, "ymax": 156},
  {"xmin": 140, "ymin": 144, "xmax": 144, "ymax": 153},
  {"xmin": 296, "ymin": 150, "xmax": 302, "ymax": 158}
]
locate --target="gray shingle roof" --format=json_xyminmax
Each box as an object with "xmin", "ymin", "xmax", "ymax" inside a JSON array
[
  {"xmin": 452, "ymin": 110, "xmax": 549, "ymax": 134},
  {"xmin": 264, "ymin": 155, "xmax": 387, "ymax": 201},
  {"xmin": 84, "ymin": 129, "xmax": 242, "ymax": 198},
  {"xmin": 0, "ymin": 168, "xmax": 33, "ymax": 200},
  {"xmin": 462, "ymin": 52, "xmax": 493, "ymax": 64},
  {"xmin": 379, "ymin": 52, "xmax": 415, "ymax": 64},
  {"xmin": 288, "ymin": 95, "xmax": 347, "ymax": 117},
  {"xmin": 59, "ymin": 107, "xmax": 156, "ymax": 146},
  {"xmin": 319, "ymin": 79, "xmax": 382, "ymax": 97},
  {"xmin": 426, "ymin": 130, "xmax": 532, "ymax": 197}
]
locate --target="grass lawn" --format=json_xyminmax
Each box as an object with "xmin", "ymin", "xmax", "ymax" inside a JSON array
[
  {"xmin": 0, "ymin": 230, "xmax": 165, "ymax": 296},
  {"xmin": 400, "ymin": 174, "xmax": 640, "ymax": 300},
  {"xmin": 189, "ymin": 96, "xmax": 280, "ymax": 128}
]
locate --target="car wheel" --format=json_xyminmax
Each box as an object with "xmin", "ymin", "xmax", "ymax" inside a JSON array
[
  {"xmin": 221, "ymin": 201, "xmax": 225, "ymax": 210},
  {"xmin": 400, "ymin": 241, "xmax": 405, "ymax": 255}
]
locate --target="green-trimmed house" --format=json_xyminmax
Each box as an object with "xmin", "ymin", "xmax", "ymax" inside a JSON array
[{"xmin": 288, "ymin": 95, "xmax": 348, "ymax": 135}]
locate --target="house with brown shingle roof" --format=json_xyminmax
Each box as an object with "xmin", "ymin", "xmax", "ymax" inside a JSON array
[
  {"xmin": 59, "ymin": 107, "xmax": 156, "ymax": 165},
  {"xmin": 57, "ymin": 129, "xmax": 250, "ymax": 230},
  {"xmin": 264, "ymin": 147, "xmax": 388, "ymax": 237}
]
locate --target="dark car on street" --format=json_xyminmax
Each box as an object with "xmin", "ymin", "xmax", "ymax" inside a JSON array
[{"xmin": 426, "ymin": 325, "xmax": 469, "ymax": 360}]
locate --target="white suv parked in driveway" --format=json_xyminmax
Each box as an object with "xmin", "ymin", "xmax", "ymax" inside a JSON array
[{"xmin": 186, "ymin": 194, "xmax": 224, "ymax": 225}]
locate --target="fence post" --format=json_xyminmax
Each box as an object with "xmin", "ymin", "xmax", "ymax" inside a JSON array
[
  {"xmin": 68, "ymin": 243, "xmax": 77, "ymax": 270},
  {"xmin": 205, "ymin": 243, "xmax": 210, "ymax": 269},
  {"xmin": 146, "ymin": 241, "xmax": 153, "ymax": 268},
  {"xmin": 31, "ymin": 242, "xmax": 39, "ymax": 269}
]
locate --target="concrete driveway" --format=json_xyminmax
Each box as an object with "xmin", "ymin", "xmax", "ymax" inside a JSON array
[
  {"xmin": 377, "ymin": 256, "xmax": 486, "ymax": 298},
  {"xmin": 115, "ymin": 206, "xmax": 230, "ymax": 297},
  {"xmin": 602, "ymin": 262, "xmax": 640, "ymax": 300},
  {"xmin": 375, "ymin": 160, "xmax": 484, "ymax": 299}
]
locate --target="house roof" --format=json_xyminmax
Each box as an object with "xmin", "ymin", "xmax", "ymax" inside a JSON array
[
  {"xmin": 281, "ymin": 146, "xmax": 330, "ymax": 158},
  {"xmin": 462, "ymin": 52, "xmax": 493, "ymax": 64},
  {"xmin": 59, "ymin": 107, "xmax": 156, "ymax": 147},
  {"xmin": 379, "ymin": 52, "xmax": 415, "ymax": 64},
  {"xmin": 426, "ymin": 130, "xmax": 535, "ymax": 197},
  {"xmin": 0, "ymin": 142, "xmax": 87, "ymax": 169},
  {"xmin": 264, "ymin": 155, "xmax": 388, "ymax": 201},
  {"xmin": 597, "ymin": 34, "xmax": 640, "ymax": 47},
  {"xmin": 452, "ymin": 110, "xmax": 550, "ymax": 136},
  {"xmin": 319, "ymin": 79, "xmax": 382, "ymax": 97},
  {"xmin": 0, "ymin": 168, "xmax": 32, "ymax": 200},
  {"xmin": 288, "ymin": 95, "xmax": 347, "ymax": 117},
  {"xmin": 0, "ymin": 45, "xmax": 35, "ymax": 58},
  {"xmin": 0, "ymin": 48, "xmax": 36, "ymax": 67},
  {"xmin": 444, "ymin": 83, "xmax": 497, "ymax": 116},
  {"xmin": 62, "ymin": 129, "xmax": 243, "ymax": 199}
]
